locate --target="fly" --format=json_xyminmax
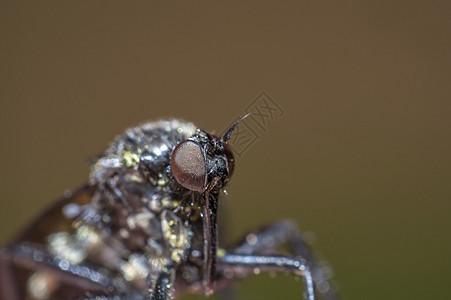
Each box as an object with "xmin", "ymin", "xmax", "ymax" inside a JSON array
[{"xmin": 0, "ymin": 117, "xmax": 339, "ymax": 300}]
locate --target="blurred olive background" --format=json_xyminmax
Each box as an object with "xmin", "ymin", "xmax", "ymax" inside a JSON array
[{"xmin": 1, "ymin": 1, "xmax": 450, "ymax": 299}]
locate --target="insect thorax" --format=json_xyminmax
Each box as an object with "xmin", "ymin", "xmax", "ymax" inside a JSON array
[{"xmin": 47, "ymin": 119, "xmax": 205, "ymax": 293}]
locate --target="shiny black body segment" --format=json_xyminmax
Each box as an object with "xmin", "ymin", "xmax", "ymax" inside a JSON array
[{"xmin": 0, "ymin": 119, "xmax": 339, "ymax": 300}]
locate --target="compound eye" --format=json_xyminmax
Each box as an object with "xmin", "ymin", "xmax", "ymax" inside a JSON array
[{"xmin": 171, "ymin": 140, "xmax": 207, "ymax": 192}]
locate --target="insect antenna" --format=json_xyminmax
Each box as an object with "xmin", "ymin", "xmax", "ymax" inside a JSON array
[{"xmin": 220, "ymin": 114, "xmax": 251, "ymax": 142}]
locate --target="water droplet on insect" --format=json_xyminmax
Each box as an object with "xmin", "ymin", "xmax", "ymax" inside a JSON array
[{"xmin": 246, "ymin": 233, "xmax": 258, "ymax": 245}]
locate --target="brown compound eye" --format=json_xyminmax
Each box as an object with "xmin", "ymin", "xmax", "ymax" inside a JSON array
[{"xmin": 170, "ymin": 140, "xmax": 207, "ymax": 192}]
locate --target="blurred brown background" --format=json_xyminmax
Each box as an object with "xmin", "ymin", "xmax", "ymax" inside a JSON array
[{"xmin": 1, "ymin": 1, "xmax": 450, "ymax": 299}]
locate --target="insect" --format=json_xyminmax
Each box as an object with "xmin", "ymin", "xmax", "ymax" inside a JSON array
[{"xmin": 0, "ymin": 118, "xmax": 339, "ymax": 300}]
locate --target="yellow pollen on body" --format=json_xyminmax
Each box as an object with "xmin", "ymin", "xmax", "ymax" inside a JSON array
[{"xmin": 123, "ymin": 151, "xmax": 140, "ymax": 167}]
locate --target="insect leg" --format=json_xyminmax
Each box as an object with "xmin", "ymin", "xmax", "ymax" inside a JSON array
[
  {"xmin": 80, "ymin": 270, "xmax": 174, "ymax": 300},
  {"xmin": 217, "ymin": 253, "xmax": 315, "ymax": 300},
  {"xmin": 150, "ymin": 270, "xmax": 175, "ymax": 300},
  {"xmin": 223, "ymin": 220, "xmax": 338, "ymax": 300},
  {"xmin": 81, "ymin": 293, "xmax": 149, "ymax": 300},
  {"xmin": 0, "ymin": 249, "xmax": 22, "ymax": 300},
  {"xmin": 0, "ymin": 243, "xmax": 111, "ymax": 299},
  {"xmin": 83, "ymin": 270, "xmax": 175, "ymax": 300}
]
